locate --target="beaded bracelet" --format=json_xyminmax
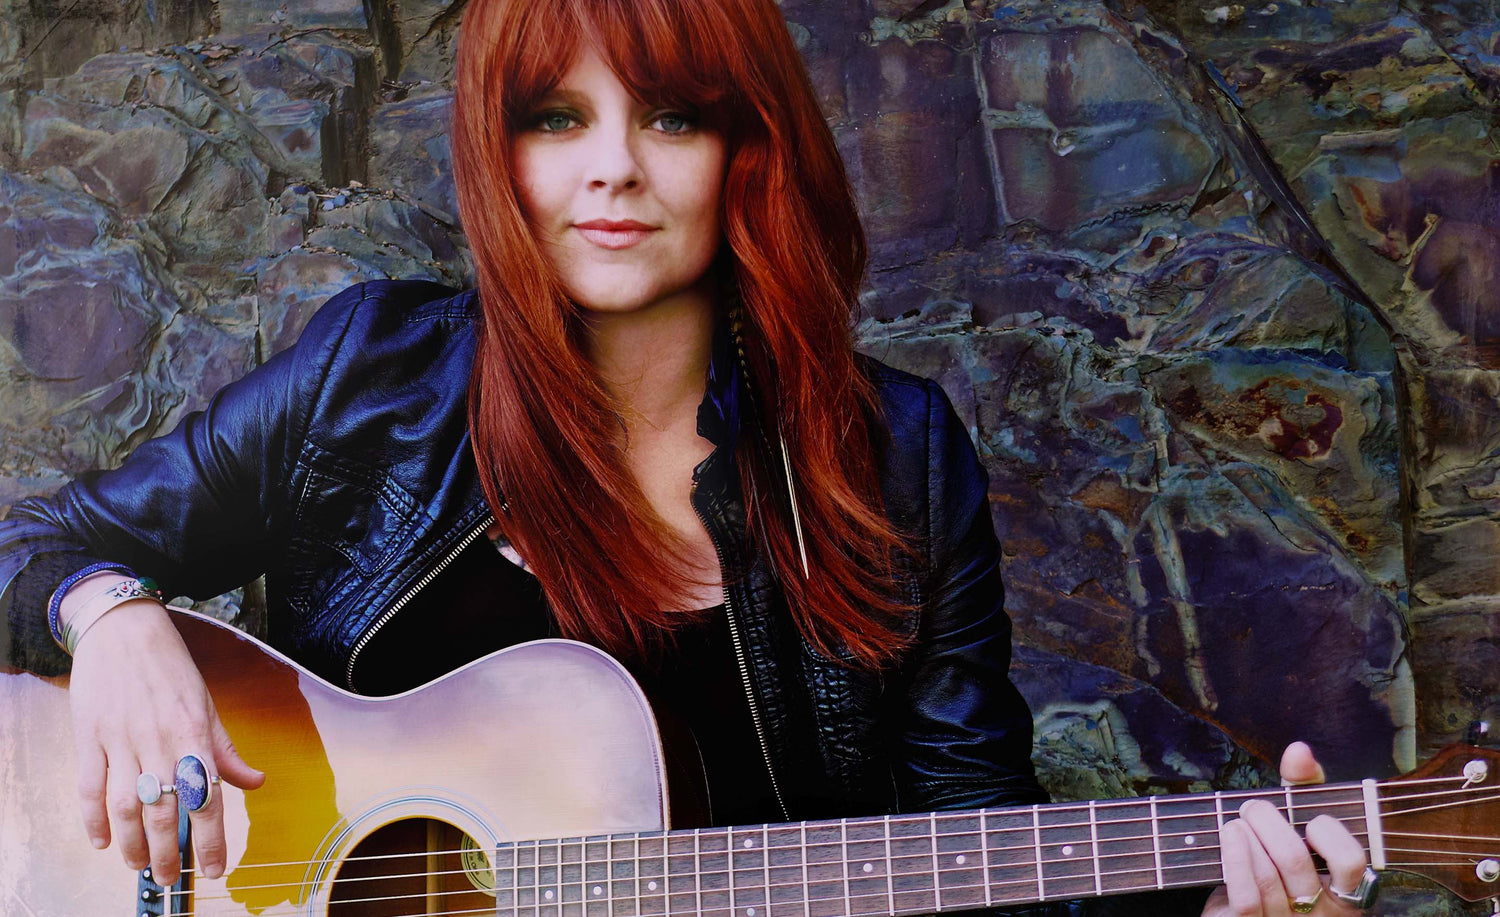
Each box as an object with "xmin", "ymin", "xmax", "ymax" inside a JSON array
[
  {"xmin": 59, "ymin": 577, "xmax": 164, "ymax": 655},
  {"xmin": 47, "ymin": 562, "xmax": 134, "ymax": 651}
]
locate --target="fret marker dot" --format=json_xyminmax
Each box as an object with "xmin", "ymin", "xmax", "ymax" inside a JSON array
[
  {"xmin": 1061, "ymin": 845, "xmax": 1074, "ymax": 856},
  {"xmin": 1185, "ymin": 836, "xmax": 1196, "ymax": 846},
  {"xmin": 743, "ymin": 838, "xmax": 755, "ymax": 848},
  {"xmin": 545, "ymin": 891, "xmax": 555, "ymax": 900},
  {"xmin": 648, "ymin": 881, "xmax": 658, "ymax": 891},
  {"xmin": 594, "ymin": 886, "xmax": 604, "ymax": 896},
  {"xmin": 955, "ymin": 855, "xmax": 966, "ymax": 865},
  {"xmin": 863, "ymin": 863, "xmax": 874, "ymax": 873},
  {"xmin": 748, "ymin": 909, "xmax": 756, "ymax": 915}
]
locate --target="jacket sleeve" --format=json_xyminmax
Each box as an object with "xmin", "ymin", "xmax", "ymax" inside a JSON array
[
  {"xmin": 0, "ymin": 282, "xmax": 371, "ymax": 675},
  {"xmin": 889, "ymin": 379, "xmax": 1044, "ymax": 813}
]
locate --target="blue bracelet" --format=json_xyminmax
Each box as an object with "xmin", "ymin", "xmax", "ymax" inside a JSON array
[{"xmin": 47, "ymin": 562, "xmax": 136, "ymax": 649}]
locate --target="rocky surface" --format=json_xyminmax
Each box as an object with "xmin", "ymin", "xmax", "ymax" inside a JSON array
[{"xmin": 0, "ymin": 2, "xmax": 1494, "ymax": 912}]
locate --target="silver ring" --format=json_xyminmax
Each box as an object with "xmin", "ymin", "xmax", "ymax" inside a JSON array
[
  {"xmin": 135, "ymin": 773, "xmax": 176, "ymax": 806},
  {"xmin": 1329, "ymin": 866, "xmax": 1380, "ymax": 909}
]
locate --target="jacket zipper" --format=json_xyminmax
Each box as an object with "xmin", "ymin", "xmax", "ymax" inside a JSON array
[
  {"xmin": 693, "ymin": 495, "xmax": 791, "ymax": 821},
  {"xmin": 344, "ymin": 515, "xmax": 493, "ymax": 690}
]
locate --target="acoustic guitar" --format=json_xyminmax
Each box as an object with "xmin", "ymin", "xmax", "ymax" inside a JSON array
[{"xmin": 2, "ymin": 606, "xmax": 1496, "ymax": 915}]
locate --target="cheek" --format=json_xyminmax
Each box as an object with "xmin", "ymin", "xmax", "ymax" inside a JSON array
[{"xmin": 510, "ymin": 146, "xmax": 558, "ymax": 226}]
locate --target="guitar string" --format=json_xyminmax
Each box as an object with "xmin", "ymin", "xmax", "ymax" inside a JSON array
[
  {"xmin": 169, "ymin": 795, "xmax": 1374, "ymax": 875},
  {"xmin": 183, "ymin": 838, "xmax": 1236, "ymax": 900},
  {"xmin": 167, "ymin": 780, "xmax": 1500, "ymax": 894},
  {"xmin": 185, "ymin": 829, "xmax": 1500, "ymax": 908},
  {"xmin": 182, "ymin": 810, "xmax": 1366, "ymax": 886},
  {"xmin": 1379, "ymin": 791, "xmax": 1500, "ymax": 818},
  {"xmin": 172, "ymin": 811, "xmax": 1369, "ymax": 889},
  {"xmin": 1383, "ymin": 828, "xmax": 1500, "ymax": 844},
  {"xmin": 1378, "ymin": 784, "xmax": 1500, "ymax": 805},
  {"xmin": 1384, "ymin": 844, "xmax": 1500, "ymax": 858},
  {"xmin": 170, "ymin": 850, "xmax": 1490, "ymax": 917}
]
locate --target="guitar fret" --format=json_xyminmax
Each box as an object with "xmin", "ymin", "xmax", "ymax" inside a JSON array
[
  {"xmin": 935, "ymin": 811, "xmax": 984, "ymax": 912},
  {"xmin": 667, "ymin": 830, "xmax": 696, "ymax": 917},
  {"xmin": 929, "ymin": 813, "xmax": 941, "ymax": 912},
  {"xmin": 1095, "ymin": 799, "xmax": 1159, "ymax": 895},
  {"xmin": 841, "ymin": 819, "xmax": 851, "ymax": 917},
  {"xmin": 800, "ymin": 823, "xmax": 811, "ymax": 917},
  {"xmin": 1149, "ymin": 796, "xmax": 1163, "ymax": 890},
  {"xmin": 496, "ymin": 843, "xmax": 518, "ymax": 917},
  {"xmin": 1087, "ymin": 801, "xmax": 1100, "ymax": 897},
  {"xmin": 888, "ymin": 811, "xmax": 934, "ymax": 914},
  {"xmin": 1031, "ymin": 807, "xmax": 1044, "ymax": 901},
  {"xmin": 979, "ymin": 812, "xmax": 992, "ymax": 909},
  {"xmin": 768, "ymin": 823, "xmax": 805, "ymax": 917},
  {"xmin": 519, "ymin": 841, "xmax": 539, "ymax": 917},
  {"xmin": 564, "ymin": 837, "xmax": 586, "ymax": 917},
  {"xmin": 1159, "ymin": 796, "xmax": 1224, "ymax": 890},
  {"xmin": 883, "ymin": 817, "xmax": 895, "ymax": 917},
  {"xmin": 805, "ymin": 820, "xmax": 845, "ymax": 917},
  {"xmin": 545, "ymin": 839, "xmax": 563, "ymax": 917},
  {"xmin": 698, "ymin": 830, "xmax": 708, "ymax": 917},
  {"xmin": 586, "ymin": 838, "xmax": 610, "ymax": 917},
  {"xmin": 1039, "ymin": 802, "xmax": 1096, "ymax": 899},
  {"xmin": 846, "ymin": 817, "xmax": 891, "ymax": 917},
  {"xmin": 700, "ymin": 828, "xmax": 732, "ymax": 917}
]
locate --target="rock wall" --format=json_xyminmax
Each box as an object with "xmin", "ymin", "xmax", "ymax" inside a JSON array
[{"xmin": 0, "ymin": 1, "xmax": 1492, "ymax": 912}]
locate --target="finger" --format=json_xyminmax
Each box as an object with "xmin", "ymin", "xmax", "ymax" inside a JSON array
[
  {"xmin": 1238, "ymin": 813, "xmax": 1292, "ymax": 916},
  {"xmin": 74, "ymin": 737, "xmax": 111, "ymax": 849},
  {"xmin": 105, "ymin": 753, "xmax": 149, "ymax": 872},
  {"xmin": 1279, "ymin": 742, "xmax": 1325, "ymax": 786},
  {"xmin": 183, "ymin": 751, "xmax": 230, "ymax": 881},
  {"xmin": 141, "ymin": 755, "xmax": 185, "ymax": 887},
  {"xmin": 1219, "ymin": 820, "xmax": 1264, "ymax": 917},
  {"xmin": 1307, "ymin": 815, "xmax": 1367, "ymax": 911},
  {"xmin": 1240, "ymin": 799, "xmax": 1322, "ymax": 905},
  {"xmin": 211, "ymin": 711, "xmax": 265, "ymax": 790}
]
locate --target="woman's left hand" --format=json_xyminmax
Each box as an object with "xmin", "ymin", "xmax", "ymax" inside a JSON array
[{"xmin": 1201, "ymin": 742, "xmax": 1371, "ymax": 916}]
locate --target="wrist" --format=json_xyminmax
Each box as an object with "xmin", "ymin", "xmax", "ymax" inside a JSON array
[
  {"xmin": 47, "ymin": 564, "xmax": 134, "ymax": 648},
  {"xmin": 52, "ymin": 572, "xmax": 164, "ymax": 655}
]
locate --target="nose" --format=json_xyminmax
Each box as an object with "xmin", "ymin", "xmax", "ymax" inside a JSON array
[{"xmin": 584, "ymin": 121, "xmax": 644, "ymax": 191}]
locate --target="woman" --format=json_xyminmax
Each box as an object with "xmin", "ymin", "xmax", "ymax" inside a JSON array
[{"xmin": 0, "ymin": 0, "xmax": 1371, "ymax": 913}]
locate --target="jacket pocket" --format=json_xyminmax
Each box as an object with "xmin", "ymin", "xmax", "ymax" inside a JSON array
[{"xmin": 286, "ymin": 447, "xmax": 420, "ymax": 613}]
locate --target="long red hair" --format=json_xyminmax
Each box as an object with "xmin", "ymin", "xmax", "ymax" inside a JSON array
[{"xmin": 451, "ymin": 0, "xmax": 915, "ymax": 667}]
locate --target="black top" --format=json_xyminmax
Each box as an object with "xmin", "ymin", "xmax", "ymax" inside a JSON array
[{"xmin": 356, "ymin": 534, "xmax": 780, "ymax": 827}]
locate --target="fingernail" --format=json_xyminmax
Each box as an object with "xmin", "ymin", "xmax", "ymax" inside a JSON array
[
  {"xmin": 90, "ymin": 836, "xmax": 107, "ymax": 849},
  {"xmin": 205, "ymin": 865, "xmax": 223, "ymax": 880}
]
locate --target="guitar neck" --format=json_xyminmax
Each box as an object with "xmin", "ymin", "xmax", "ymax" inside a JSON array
[{"xmin": 492, "ymin": 782, "xmax": 1377, "ymax": 915}]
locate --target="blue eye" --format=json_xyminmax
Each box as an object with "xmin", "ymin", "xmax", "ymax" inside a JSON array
[
  {"xmin": 534, "ymin": 111, "xmax": 576, "ymax": 132},
  {"xmin": 655, "ymin": 112, "xmax": 696, "ymax": 134}
]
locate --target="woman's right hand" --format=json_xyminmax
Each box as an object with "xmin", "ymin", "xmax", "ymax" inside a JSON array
[{"xmin": 67, "ymin": 599, "xmax": 265, "ymax": 886}]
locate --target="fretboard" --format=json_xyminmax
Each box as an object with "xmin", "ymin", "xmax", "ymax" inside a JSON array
[{"xmin": 492, "ymin": 783, "xmax": 1373, "ymax": 917}]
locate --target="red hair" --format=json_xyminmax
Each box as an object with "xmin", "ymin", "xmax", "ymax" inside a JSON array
[{"xmin": 451, "ymin": 0, "xmax": 914, "ymax": 667}]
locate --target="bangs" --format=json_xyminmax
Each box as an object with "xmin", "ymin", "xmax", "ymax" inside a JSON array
[{"xmin": 498, "ymin": 0, "xmax": 739, "ymax": 130}]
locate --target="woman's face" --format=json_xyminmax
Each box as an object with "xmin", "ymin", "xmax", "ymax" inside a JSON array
[{"xmin": 511, "ymin": 45, "xmax": 728, "ymax": 318}]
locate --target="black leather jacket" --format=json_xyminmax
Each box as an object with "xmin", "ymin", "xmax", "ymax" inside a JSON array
[{"xmin": 1, "ymin": 278, "xmax": 1044, "ymax": 821}]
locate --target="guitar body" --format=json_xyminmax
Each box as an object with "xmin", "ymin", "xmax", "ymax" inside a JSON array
[{"xmin": 1, "ymin": 608, "xmax": 672, "ymax": 916}]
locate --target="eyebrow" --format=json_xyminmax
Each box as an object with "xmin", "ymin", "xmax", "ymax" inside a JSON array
[{"xmin": 535, "ymin": 88, "xmax": 587, "ymax": 106}]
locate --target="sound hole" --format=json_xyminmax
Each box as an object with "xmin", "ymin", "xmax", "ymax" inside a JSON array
[{"xmin": 330, "ymin": 818, "xmax": 495, "ymax": 916}]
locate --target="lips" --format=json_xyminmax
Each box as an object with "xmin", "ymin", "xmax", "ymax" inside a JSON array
[{"xmin": 574, "ymin": 219, "xmax": 657, "ymax": 250}]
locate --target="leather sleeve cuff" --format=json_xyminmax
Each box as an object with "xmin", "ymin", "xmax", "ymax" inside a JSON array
[{"xmin": 4, "ymin": 551, "xmax": 121, "ymax": 675}]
